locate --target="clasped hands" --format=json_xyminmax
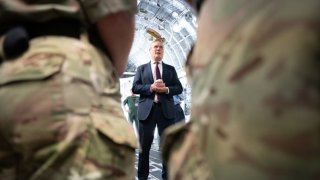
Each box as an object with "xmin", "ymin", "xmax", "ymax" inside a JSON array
[{"xmin": 151, "ymin": 79, "xmax": 168, "ymax": 93}]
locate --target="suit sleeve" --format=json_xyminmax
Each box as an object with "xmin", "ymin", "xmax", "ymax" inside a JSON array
[
  {"xmin": 132, "ymin": 66, "xmax": 153, "ymax": 96},
  {"xmin": 167, "ymin": 66, "xmax": 183, "ymax": 96}
]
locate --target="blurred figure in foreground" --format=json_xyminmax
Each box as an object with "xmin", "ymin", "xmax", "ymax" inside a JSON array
[
  {"xmin": 0, "ymin": 0, "xmax": 138, "ymax": 179},
  {"xmin": 163, "ymin": 0, "xmax": 320, "ymax": 179}
]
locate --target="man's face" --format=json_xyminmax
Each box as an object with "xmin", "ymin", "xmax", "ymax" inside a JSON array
[{"xmin": 150, "ymin": 41, "xmax": 164, "ymax": 62}]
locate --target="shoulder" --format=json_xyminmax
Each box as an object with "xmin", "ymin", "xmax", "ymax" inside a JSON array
[
  {"xmin": 137, "ymin": 63, "xmax": 150, "ymax": 70},
  {"xmin": 163, "ymin": 62, "xmax": 174, "ymax": 67},
  {"xmin": 81, "ymin": 0, "xmax": 137, "ymax": 23},
  {"xmin": 163, "ymin": 62, "xmax": 176, "ymax": 71}
]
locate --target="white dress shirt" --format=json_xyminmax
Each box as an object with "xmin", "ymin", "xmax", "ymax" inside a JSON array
[{"xmin": 150, "ymin": 60, "xmax": 166, "ymax": 102}]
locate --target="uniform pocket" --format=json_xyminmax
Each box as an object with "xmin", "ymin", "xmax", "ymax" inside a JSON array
[
  {"xmin": 90, "ymin": 111, "xmax": 138, "ymax": 149},
  {"xmin": 0, "ymin": 52, "xmax": 65, "ymax": 85}
]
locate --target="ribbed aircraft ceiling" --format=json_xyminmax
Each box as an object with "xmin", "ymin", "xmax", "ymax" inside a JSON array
[{"xmin": 126, "ymin": 0, "xmax": 197, "ymax": 78}]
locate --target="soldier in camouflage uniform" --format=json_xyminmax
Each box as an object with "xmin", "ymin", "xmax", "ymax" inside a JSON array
[
  {"xmin": 0, "ymin": 0, "xmax": 138, "ymax": 179},
  {"xmin": 163, "ymin": 0, "xmax": 320, "ymax": 179}
]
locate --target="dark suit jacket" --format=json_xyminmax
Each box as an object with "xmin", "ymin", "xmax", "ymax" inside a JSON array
[{"xmin": 132, "ymin": 61, "xmax": 183, "ymax": 120}]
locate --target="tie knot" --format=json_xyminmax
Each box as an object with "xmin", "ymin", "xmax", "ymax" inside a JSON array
[{"xmin": 155, "ymin": 62, "xmax": 159, "ymax": 65}]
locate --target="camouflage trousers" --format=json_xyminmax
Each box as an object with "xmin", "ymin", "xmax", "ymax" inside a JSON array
[{"xmin": 0, "ymin": 36, "xmax": 137, "ymax": 180}]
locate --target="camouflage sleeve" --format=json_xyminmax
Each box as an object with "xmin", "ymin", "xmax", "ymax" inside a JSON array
[
  {"xmin": 162, "ymin": 122, "xmax": 189, "ymax": 162},
  {"xmin": 162, "ymin": 121, "xmax": 211, "ymax": 179},
  {"xmin": 80, "ymin": 0, "xmax": 137, "ymax": 23}
]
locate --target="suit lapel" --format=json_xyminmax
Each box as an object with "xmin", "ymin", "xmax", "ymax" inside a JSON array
[
  {"xmin": 162, "ymin": 62, "xmax": 168, "ymax": 82},
  {"xmin": 146, "ymin": 62, "xmax": 154, "ymax": 83}
]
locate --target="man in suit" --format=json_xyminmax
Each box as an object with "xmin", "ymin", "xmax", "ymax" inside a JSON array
[{"xmin": 132, "ymin": 38, "xmax": 183, "ymax": 180}]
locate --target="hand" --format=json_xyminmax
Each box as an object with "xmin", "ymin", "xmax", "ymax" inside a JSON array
[
  {"xmin": 155, "ymin": 79, "xmax": 165, "ymax": 88},
  {"xmin": 151, "ymin": 79, "xmax": 167, "ymax": 93}
]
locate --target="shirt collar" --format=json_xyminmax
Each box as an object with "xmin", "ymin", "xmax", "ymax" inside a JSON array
[{"xmin": 151, "ymin": 60, "xmax": 162, "ymax": 64}]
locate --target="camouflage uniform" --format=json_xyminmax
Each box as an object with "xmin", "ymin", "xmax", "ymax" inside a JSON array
[
  {"xmin": 0, "ymin": 0, "xmax": 138, "ymax": 179},
  {"xmin": 163, "ymin": 0, "xmax": 320, "ymax": 179}
]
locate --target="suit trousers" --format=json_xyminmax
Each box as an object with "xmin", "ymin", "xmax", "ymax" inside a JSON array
[{"xmin": 138, "ymin": 102, "xmax": 174, "ymax": 180}]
